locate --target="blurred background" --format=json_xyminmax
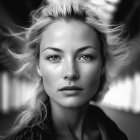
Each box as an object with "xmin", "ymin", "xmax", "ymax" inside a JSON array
[{"xmin": 0, "ymin": 0, "xmax": 140, "ymax": 140}]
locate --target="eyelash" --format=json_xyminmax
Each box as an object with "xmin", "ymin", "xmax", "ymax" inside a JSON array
[
  {"xmin": 45, "ymin": 54, "xmax": 95, "ymax": 63},
  {"xmin": 46, "ymin": 55, "xmax": 61, "ymax": 62},
  {"xmin": 77, "ymin": 54, "xmax": 95, "ymax": 62}
]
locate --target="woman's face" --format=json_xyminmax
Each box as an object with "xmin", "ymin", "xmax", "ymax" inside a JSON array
[{"xmin": 39, "ymin": 19, "xmax": 102, "ymax": 108}]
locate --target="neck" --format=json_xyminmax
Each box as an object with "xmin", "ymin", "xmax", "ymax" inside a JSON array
[{"xmin": 50, "ymin": 100, "xmax": 89, "ymax": 139}]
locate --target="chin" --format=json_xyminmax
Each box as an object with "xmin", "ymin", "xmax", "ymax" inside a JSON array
[{"xmin": 58, "ymin": 98, "xmax": 90, "ymax": 108}]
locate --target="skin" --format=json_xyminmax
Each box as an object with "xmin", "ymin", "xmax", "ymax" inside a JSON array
[{"xmin": 38, "ymin": 19, "xmax": 102, "ymax": 140}]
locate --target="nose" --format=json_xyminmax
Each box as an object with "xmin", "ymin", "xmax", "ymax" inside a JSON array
[
  {"xmin": 63, "ymin": 60, "xmax": 79, "ymax": 81},
  {"xmin": 64, "ymin": 72, "xmax": 79, "ymax": 81}
]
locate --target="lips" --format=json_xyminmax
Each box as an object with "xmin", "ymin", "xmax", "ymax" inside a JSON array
[{"xmin": 58, "ymin": 86, "xmax": 83, "ymax": 91}]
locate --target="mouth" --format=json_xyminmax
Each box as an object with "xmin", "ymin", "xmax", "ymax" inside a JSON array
[{"xmin": 58, "ymin": 86, "xmax": 83, "ymax": 91}]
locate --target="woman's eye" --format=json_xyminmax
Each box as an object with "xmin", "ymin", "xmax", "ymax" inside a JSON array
[
  {"xmin": 46, "ymin": 55, "xmax": 61, "ymax": 63},
  {"xmin": 77, "ymin": 54, "xmax": 94, "ymax": 62}
]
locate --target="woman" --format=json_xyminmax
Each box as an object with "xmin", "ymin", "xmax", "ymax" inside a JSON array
[{"xmin": 4, "ymin": 0, "xmax": 129, "ymax": 139}]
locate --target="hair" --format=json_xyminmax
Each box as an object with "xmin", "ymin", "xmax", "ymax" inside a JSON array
[{"xmin": 5, "ymin": 0, "xmax": 132, "ymax": 136}]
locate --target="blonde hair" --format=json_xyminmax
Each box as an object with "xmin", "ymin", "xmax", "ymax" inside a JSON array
[{"xmin": 7, "ymin": 0, "xmax": 132, "ymax": 135}]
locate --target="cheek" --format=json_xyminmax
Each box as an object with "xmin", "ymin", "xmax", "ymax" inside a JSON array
[
  {"xmin": 81, "ymin": 63, "xmax": 101, "ymax": 89},
  {"xmin": 40, "ymin": 63, "xmax": 60, "ymax": 90}
]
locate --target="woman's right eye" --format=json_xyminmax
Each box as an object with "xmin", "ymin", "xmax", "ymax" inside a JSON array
[{"xmin": 46, "ymin": 55, "xmax": 61, "ymax": 63}]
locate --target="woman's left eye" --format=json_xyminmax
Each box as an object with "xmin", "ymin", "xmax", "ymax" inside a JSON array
[{"xmin": 77, "ymin": 54, "xmax": 94, "ymax": 62}]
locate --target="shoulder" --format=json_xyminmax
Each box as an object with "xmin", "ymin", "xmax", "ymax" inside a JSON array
[
  {"xmin": 89, "ymin": 104, "xmax": 128, "ymax": 140},
  {"xmin": 4, "ymin": 125, "xmax": 51, "ymax": 140}
]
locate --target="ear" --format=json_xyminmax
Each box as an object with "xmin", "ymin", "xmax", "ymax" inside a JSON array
[{"xmin": 37, "ymin": 65, "xmax": 42, "ymax": 77}]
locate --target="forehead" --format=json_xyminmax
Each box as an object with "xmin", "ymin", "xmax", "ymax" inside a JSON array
[{"xmin": 40, "ymin": 19, "xmax": 101, "ymax": 51}]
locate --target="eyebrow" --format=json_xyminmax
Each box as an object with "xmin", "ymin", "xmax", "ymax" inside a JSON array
[
  {"xmin": 77, "ymin": 46, "xmax": 97, "ymax": 53},
  {"xmin": 41, "ymin": 46, "xmax": 97, "ymax": 53},
  {"xmin": 42, "ymin": 47, "xmax": 63, "ymax": 53}
]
